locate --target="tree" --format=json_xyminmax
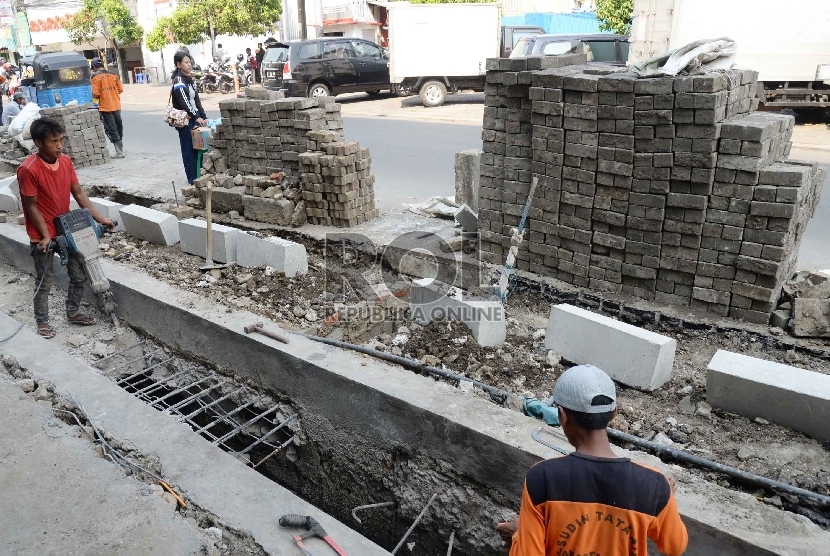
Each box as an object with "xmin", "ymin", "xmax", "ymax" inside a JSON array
[
  {"xmin": 146, "ymin": 0, "xmax": 281, "ymax": 56},
  {"xmin": 595, "ymin": 0, "xmax": 634, "ymax": 35},
  {"xmin": 64, "ymin": 0, "xmax": 142, "ymax": 76}
]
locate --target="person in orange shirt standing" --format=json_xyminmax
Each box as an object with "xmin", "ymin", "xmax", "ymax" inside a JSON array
[
  {"xmin": 90, "ymin": 57, "xmax": 125, "ymax": 158},
  {"xmin": 498, "ymin": 364, "xmax": 688, "ymax": 556}
]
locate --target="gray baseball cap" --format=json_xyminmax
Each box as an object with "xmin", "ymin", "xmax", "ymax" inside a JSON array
[{"xmin": 551, "ymin": 364, "xmax": 617, "ymax": 414}]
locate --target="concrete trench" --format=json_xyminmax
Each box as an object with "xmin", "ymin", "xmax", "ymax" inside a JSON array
[{"xmin": 2, "ymin": 221, "xmax": 830, "ymax": 555}]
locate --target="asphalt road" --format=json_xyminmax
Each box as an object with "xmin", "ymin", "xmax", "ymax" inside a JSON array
[{"xmin": 83, "ymin": 107, "xmax": 830, "ymax": 273}]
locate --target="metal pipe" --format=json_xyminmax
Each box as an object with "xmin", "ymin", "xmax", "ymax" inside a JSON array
[
  {"xmin": 238, "ymin": 414, "xmax": 298, "ymax": 456},
  {"xmin": 606, "ymin": 428, "xmax": 830, "ymax": 507},
  {"xmin": 296, "ymin": 333, "xmax": 509, "ymax": 401},
  {"xmin": 91, "ymin": 341, "xmax": 144, "ymax": 365},
  {"xmin": 392, "ymin": 492, "xmax": 439, "ymax": 555},
  {"xmin": 351, "ymin": 501, "xmax": 395, "ymax": 525}
]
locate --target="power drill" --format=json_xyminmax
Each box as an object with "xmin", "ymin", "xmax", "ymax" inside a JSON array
[{"xmin": 48, "ymin": 208, "xmax": 119, "ymax": 327}]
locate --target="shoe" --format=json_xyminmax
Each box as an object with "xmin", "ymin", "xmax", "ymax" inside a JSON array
[
  {"xmin": 113, "ymin": 141, "xmax": 125, "ymax": 158},
  {"xmin": 67, "ymin": 312, "xmax": 97, "ymax": 325}
]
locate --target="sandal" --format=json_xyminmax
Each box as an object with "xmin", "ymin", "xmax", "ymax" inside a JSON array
[
  {"xmin": 67, "ymin": 312, "xmax": 97, "ymax": 326},
  {"xmin": 37, "ymin": 322, "xmax": 56, "ymax": 339}
]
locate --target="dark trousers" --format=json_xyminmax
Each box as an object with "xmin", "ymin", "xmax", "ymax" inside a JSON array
[
  {"xmin": 255, "ymin": 66, "xmax": 261, "ymax": 83},
  {"xmin": 31, "ymin": 243, "xmax": 87, "ymax": 323},
  {"xmin": 177, "ymin": 118, "xmax": 198, "ymax": 185},
  {"xmin": 100, "ymin": 110, "xmax": 123, "ymax": 144}
]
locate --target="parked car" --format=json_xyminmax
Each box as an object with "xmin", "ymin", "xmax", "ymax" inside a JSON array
[
  {"xmin": 500, "ymin": 25, "xmax": 546, "ymax": 58},
  {"xmin": 261, "ymin": 37, "xmax": 391, "ymax": 98},
  {"xmin": 510, "ymin": 33, "xmax": 631, "ymax": 65}
]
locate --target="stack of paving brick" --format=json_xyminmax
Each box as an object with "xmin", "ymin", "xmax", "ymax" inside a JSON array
[
  {"xmin": 299, "ymin": 131, "xmax": 377, "ymax": 227},
  {"xmin": 276, "ymin": 97, "xmax": 344, "ymax": 177},
  {"xmin": 40, "ymin": 104, "xmax": 109, "ymax": 168},
  {"xmin": 214, "ymin": 98, "xmax": 280, "ymax": 175},
  {"xmin": 476, "ymin": 61, "xmax": 825, "ymax": 324}
]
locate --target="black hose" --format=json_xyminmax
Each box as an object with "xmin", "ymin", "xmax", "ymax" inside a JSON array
[
  {"xmin": 606, "ymin": 428, "xmax": 830, "ymax": 507},
  {"xmin": 297, "ymin": 333, "xmax": 510, "ymax": 401},
  {"xmin": 297, "ymin": 332, "xmax": 830, "ymax": 508}
]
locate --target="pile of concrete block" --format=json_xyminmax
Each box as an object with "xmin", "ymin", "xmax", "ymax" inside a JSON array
[
  {"xmin": 213, "ymin": 98, "xmax": 283, "ymax": 176},
  {"xmin": 775, "ymin": 270, "xmax": 830, "ymax": 337},
  {"xmin": 275, "ymin": 97, "xmax": 344, "ymax": 177},
  {"xmin": 299, "ymin": 131, "xmax": 378, "ymax": 227},
  {"xmin": 40, "ymin": 104, "xmax": 110, "ymax": 168},
  {"xmin": 477, "ymin": 60, "xmax": 820, "ymax": 324}
]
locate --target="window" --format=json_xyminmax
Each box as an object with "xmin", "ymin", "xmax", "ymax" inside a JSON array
[
  {"xmin": 512, "ymin": 29, "xmax": 541, "ymax": 47},
  {"xmin": 59, "ymin": 67, "xmax": 84, "ymax": 81},
  {"xmin": 264, "ymin": 46, "xmax": 288, "ymax": 63},
  {"xmin": 351, "ymin": 40, "xmax": 381, "ymax": 58},
  {"xmin": 297, "ymin": 42, "xmax": 323, "ymax": 60},
  {"xmin": 541, "ymin": 41, "xmax": 574, "ymax": 56},
  {"xmin": 583, "ymin": 40, "xmax": 617, "ymax": 62},
  {"xmin": 323, "ymin": 40, "xmax": 354, "ymax": 59},
  {"xmin": 509, "ymin": 37, "xmax": 534, "ymax": 58}
]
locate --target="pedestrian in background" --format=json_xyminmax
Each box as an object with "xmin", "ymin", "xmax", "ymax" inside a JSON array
[
  {"xmin": 255, "ymin": 42, "xmax": 265, "ymax": 83},
  {"xmin": 2, "ymin": 91, "xmax": 26, "ymax": 127},
  {"xmin": 90, "ymin": 57, "xmax": 125, "ymax": 158},
  {"xmin": 170, "ymin": 51, "xmax": 207, "ymax": 185},
  {"xmin": 246, "ymin": 47, "xmax": 257, "ymax": 84}
]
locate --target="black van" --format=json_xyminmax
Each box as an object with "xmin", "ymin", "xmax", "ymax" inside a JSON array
[{"xmin": 261, "ymin": 38, "xmax": 391, "ymax": 98}]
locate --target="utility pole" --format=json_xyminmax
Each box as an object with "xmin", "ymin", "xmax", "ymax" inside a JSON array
[{"xmin": 298, "ymin": 0, "xmax": 307, "ymax": 39}]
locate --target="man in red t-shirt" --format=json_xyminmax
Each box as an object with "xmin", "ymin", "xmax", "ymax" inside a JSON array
[{"xmin": 18, "ymin": 117, "xmax": 114, "ymax": 338}]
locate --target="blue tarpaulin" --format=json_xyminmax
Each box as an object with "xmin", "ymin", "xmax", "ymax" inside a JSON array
[{"xmin": 502, "ymin": 12, "xmax": 608, "ymax": 35}]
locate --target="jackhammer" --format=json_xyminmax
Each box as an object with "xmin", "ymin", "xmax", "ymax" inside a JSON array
[{"xmin": 48, "ymin": 208, "xmax": 119, "ymax": 329}]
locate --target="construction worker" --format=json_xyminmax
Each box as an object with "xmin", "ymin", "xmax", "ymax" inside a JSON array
[
  {"xmin": 90, "ymin": 57, "xmax": 125, "ymax": 158},
  {"xmin": 18, "ymin": 118, "xmax": 114, "ymax": 338},
  {"xmin": 498, "ymin": 364, "xmax": 688, "ymax": 556}
]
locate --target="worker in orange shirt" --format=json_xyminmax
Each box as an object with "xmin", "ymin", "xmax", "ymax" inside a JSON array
[
  {"xmin": 498, "ymin": 365, "xmax": 688, "ymax": 556},
  {"xmin": 90, "ymin": 57, "xmax": 125, "ymax": 158}
]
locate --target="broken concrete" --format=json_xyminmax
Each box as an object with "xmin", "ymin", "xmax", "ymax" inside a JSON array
[
  {"xmin": 242, "ymin": 196, "xmax": 294, "ymax": 226},
  {"xmin": 168, "ymin": 205, "xmax": 195, "ymax": 220},
  {"xmin": 791, "ymin": 298, "xmax": 830, "ymax": 338},
  {"xmin": 707, "ymin": 350, "xmax": 830, "ymax": 442},
  {"xmin": 178, "ymin": 218, "xmax": 239, "ymax": 264},
  {"xmin": 545, "ymin": 304, "xmax": 676, "ymax": 391},
  {"xmin": 118, "ymin": 205, "xmax": 180, "ymax": 246},
  {"xmin": 454, "ymin": 149, "xmax": 481, "ymax": 213},
  {"xmin": 88, "ymin": 197, "xmax": 125, "ymax": 232},
  {"xmin": 408, "ymin": 278, "xmax": 506, "ymax": 347},
  {"xmin": 454, "ymin": 203, "xmax": 478, "ymax": 233},
  {"xmin": 236, "ymin": 232, "xmax": 308, "ymax": 277},
  {"xmin": 0, "ymin": 184, "xmax": 18, "ymax": 211}
]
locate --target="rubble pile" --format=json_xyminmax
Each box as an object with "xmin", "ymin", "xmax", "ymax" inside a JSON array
[
  {"xmin": 40, "ymin": 104, "xmax": 110, "ymax": 168},
  {"xmin": 0, "ymin": 133, "xmax": 33, "ymax": 164},
  {"xmin": 300, "ymin": 131, "xmax": 378, "ymax": 227},
  {"xmin": 477, "ymin": 59, "xmax": 825, "ymax": 324},
  {"xmin": 190, "ymin": 94, "xmax": 373, "ymax": 229}
]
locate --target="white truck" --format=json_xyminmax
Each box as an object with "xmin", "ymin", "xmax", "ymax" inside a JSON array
[
  {"xmin": 387, "ymin": 2, "xmax": 502, "ymax": 107},
  {"xmin": 629, "ymin": 0, "xmax": 830, "ymax": 110}
]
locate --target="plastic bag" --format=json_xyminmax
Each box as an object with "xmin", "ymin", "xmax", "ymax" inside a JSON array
[
  {"xmin": 631, "ymin": 38, "xmax": 737, "ymax": 77},
  {"xmin": 8, "ymin": 101, "xmax": 40, "ymax": 137}
]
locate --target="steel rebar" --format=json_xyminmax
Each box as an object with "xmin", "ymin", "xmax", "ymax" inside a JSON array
[
  {"xmin": 193, "ymin": 397, "xmax": 260, "ymax": 435},
  {"xmin": 211, "ymin": 405, "xmax": 278, "ymax": 446},
  {"xmin": 351, "ymin": 501, "xmax": 395, "ymax": 525},
  {"xmin": 166, "ymin": 379, "xmax": 228, "ymax": 413},
  {"xmin": 252, "ymin": 435, "xmax": 296, "ymax": 469},
  {"xmin": 238, "ymin": 414, "xmax": 297, "ymax": 455},
  {"xmin": 91, "ymin": 341, "xmax": 144, "ymax": 365},
  {"xmin": 180, "ymin": 388, "xmax": 245, "ymax": 422},
  {"xmin": 150, "ymin": 375, "xmax": 217, "ymax": 409},
  {"xmin": 447, "ymin": 531, "xmax": 455, "ymax": 556},
  {"xmin": 116, "ymin": 357, "xmax": 174, "ymax": 384},
  {"xmin": 391, "ymin": 492, "xmax": 439, "ymax": 555}
]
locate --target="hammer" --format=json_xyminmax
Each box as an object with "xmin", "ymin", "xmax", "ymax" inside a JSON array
[
  {"xmin": 279, "ymin": 514, "xmax": 348, "ymax": 556},
  {"xmin": 243, "ymin": 322, "xmax": 290, "ymax": 344}
]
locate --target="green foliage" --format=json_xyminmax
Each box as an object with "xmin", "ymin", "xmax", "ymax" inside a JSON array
[
  {"xmin": 146, "ymin": 0, "xmax": 281, "ymax": 52},
  {"xmin": 64, "ymin": 0, "xmax": 143, "ymax": 47},
  {"xmin": 595, "ymin": 0, "xmax": 634, "ymax": 35}
]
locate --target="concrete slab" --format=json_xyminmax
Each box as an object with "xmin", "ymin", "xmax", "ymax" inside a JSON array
[
  {"xmin": 707, "ymin": 350, "xmax": 830, "ymax": 441},
  {"xmin": 0, "ymin": 314, "xmax": 390, "ymax": 556},
  {"xmin": 545, "ymin": 304, "xmax": 677, "ymax": 391},
  {"xmin": 454, "ymin": 149, "xmax": 481, "ymax": 213},
  {"xmin": 0, "ymin": 185, "xmax": 18, "ymax": 211},
  {"xmin": 1, "ymin": 222, "xmax": 830, "ymax": 555},
  {"xmin": 178, "ymin": 218, "xmax": 239, "ymax": 264},
  {"xmin": 88, "ymin": 197, "xmax": 125, "ymax": 231},
  {"xmin": 408, "ymin": 278, "xmax": 505, "ymax": 346},
  {"xmin": 119, "ymin": 204, "xmax": 180, "ymax": 246},
  {"xmin": 236, "ymin": 232, "xmax": 308, "ymax": 277},
  {"xmin": 454, "ymin": 203, "xmax": 478, "ymax": 233},
  {"xmin": 0, "ymin": 175, "xmax": 18, "ymax": 198},
  {"xmin": 0, "ymin": 379, "xmax": 208, "ymax": 554}
]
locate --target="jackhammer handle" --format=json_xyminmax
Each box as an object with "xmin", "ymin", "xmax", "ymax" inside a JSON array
[{"xmin": 280, "ymin": 514, "xmax": 311, "ymax": 528}]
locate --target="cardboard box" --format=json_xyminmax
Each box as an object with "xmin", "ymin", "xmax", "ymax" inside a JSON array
[{"xmin": 191, "ymin": 126, "xmax": 212, "ymax": 151}]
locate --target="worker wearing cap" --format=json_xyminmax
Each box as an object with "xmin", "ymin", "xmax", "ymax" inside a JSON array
[
  {"xmin": 2, "ymin": 91, "xmax": 26, "ymax": 127},
  {"xmin": 498, "ymin": 365, "xmax": 688, "ymax": 556},
  {"xmin": 90, "ymin": 57, "xmax": 125, "ymax": 158}
]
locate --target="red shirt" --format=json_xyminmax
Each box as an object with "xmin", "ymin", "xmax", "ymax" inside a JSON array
[{"xmin": 18, "ymin": 153, "xmax": 79, "ymax": 242}]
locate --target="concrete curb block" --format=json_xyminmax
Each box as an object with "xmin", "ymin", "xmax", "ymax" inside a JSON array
[
  {"xmin": 178, "ymin": 218, "xmax": 239, "ymax": 264},
  {"xmin": 236, "ymin": 232, "xmax": 308, "ymax": 277},
  {"xmin": 89, "ymin": 197, "xmax": 125, "ymax": 232},
  {"xmin": 0, "ymin": 185, "xmax": 19, "ymax": 211},
  {"xmin": 545, "ymin": 303, "xmax": 677, "ymax": 391},
  {"xmin": 707, "ymin": 349, "xmax": 830, "ymax": 441},
  {"xmin": 118, "ymin": 204, "xmax": 179, "ymax": 246}
]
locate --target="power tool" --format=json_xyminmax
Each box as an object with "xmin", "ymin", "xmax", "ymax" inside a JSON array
[{"xmin": 48, "ymin": 208, "xmax": 119, "ymax": 328}]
